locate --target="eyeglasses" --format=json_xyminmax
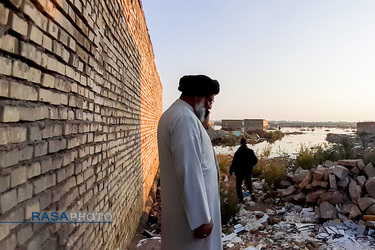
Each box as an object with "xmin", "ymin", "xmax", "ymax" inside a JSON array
[{"xmin": 206, "ymin": 97, "xmax": 215, "ymax": 105}]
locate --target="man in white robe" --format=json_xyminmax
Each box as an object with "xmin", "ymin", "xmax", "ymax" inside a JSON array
[{"xmin": 158, "ymin": 75, "xmax": 222, "ymax": 250}]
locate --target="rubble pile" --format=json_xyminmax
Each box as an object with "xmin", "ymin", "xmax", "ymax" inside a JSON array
[
  {"xmin": 279, "ymin": 159, "xmax": 375, "ymax": 222},
  {"xmin": 222, "ymin": 201, "xmax": 375, "ymax": 250}
]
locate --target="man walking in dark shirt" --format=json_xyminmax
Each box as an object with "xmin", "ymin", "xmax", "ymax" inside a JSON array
[{"xmin": 229, "ymin": 138, "xmax": 258, "ymax": 203}]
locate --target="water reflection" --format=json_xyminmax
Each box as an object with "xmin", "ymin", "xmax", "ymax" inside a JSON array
[{"xmin": 213, "ymin": 127, "xmax": 356, "ymax": 158}]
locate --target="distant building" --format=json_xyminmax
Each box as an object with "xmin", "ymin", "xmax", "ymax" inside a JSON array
[
  {"xmin": 222, "ymin": 119, "xmax": 243, "ymax": 129},
  {"xmin": 357, "ymin": 122, "xmax": 375, "ymax": 134},
  {"xmin": 221, "ymin": 119, "xmax": 268, "ymax": 131},
  {"xmin": 244, "ymin": 119, "xmax": 268, "ymax": 131}
]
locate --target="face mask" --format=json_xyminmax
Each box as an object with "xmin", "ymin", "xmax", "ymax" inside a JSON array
[{"xmin": 194, "ymin": 100, "xmax": 206, "ymax": 122}]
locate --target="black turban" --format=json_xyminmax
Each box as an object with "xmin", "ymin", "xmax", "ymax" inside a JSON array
[{"xmin": 178, "ymin": 75, "xmax": 220, "ymax": 96}]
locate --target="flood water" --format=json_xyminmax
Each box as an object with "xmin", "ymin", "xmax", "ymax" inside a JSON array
[{"xmin": 213, "ymin": 127, "xmax": 356, "ymax": 158}]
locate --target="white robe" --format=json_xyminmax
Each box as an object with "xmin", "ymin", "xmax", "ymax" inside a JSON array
[{"xmin": 157, "ymin": 99, "xmax": 222, "ymax": 250}]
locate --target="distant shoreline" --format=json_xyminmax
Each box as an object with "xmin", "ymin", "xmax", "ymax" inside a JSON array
[{"xmin": 214, "ymin": 120, "xmax": 356, "ymax": 128}]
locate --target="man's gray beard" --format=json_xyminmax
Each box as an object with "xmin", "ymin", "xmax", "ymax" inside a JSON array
[{"xmin": 194, "ymin": 102, "xmax": 205, "ymax": 122}]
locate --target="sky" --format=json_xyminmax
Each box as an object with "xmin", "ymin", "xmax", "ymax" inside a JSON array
[{"xmin": 141, "ymin": 0, "xmax": 375, "ymax": 122}]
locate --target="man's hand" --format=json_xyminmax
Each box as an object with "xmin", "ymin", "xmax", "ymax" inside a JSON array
[{"xmin": 193, "ymin": 222, "xmax": 213, "ymax": 239}]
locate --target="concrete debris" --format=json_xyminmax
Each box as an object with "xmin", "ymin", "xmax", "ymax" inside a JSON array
[
  {"xmin": 136, "ymin": 237, "xmax": 161, "ymax": 248},
  {"xmin": 278, "ymin": 159, "xmax": 375, "ymax": 222},
  {"xmin": 221, "ymin": 169, "xmax": 375, "ymax": 250},
  {"xmin": 222, "ymin": 233, "xmax": 237, "ymax": 242}
]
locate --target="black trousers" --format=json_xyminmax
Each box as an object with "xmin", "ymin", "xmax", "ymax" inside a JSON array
[{"xmin": 236, "ymin": 174, "xmax": 253, "ymax": 202}]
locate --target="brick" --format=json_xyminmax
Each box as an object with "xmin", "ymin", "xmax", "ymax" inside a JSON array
[
  {"xmin": 0, "ymin": 148, "xmax": 18, "ymax": 168},
  {"xmin": 34, "ymin": 141, "xmax": 48, "ymax": 157},
  {"xmin": 25, "ymin": 198, "xmax": 40, "ymax": 219},
  {"xmin": 33, "ymin": 174, "xmax": 56, "ymax": 194},
  {"xmin": 0, "ymin": 175, "xmax": 10, "ymax": 193},
  {"xmin": 55, "ymin": 78, "xmax": 70, "ymax": 92},
  {"xmin": 67, "ymin": 137, "xmax": 79, "ymax": 149},
  {"xmin": 27, "ymin": 67, "xmax": 42, "ymax": 84},
  {"xmin": 17, "ymin": 225, "xmax": 33, "ymax": 245},
  {"xmin": 57, "ymin": 187, "xmax": 77, "ymax": 210},
  {"xmin": 48, "ymin": 138, "xmax": 66, "ymax": 153},
  {"xmin": 52, "ymin": 155, "xmax": 63, "ymax": 170},
  {"xmin": 9, "ymin": 82, "xmax": 38, "ymax": 101},
  {"xmin": 0, "ymin": 234, "xmax": 16, "ymax": 250},
  {"xmin": 38, "ymin": 190, "xmax": 52, "ymax": 209},
  {"xmin": 42, "ymin": 34, "xmax": 52, "ymax": 52},
  {"xmin": 41, "ymin": 237, "xmax": 57, "ymax": 250},
  {"xmin": 83, "ymin": 167, "xmax": 94, "ymax": 180},
  {"xmin": 52, "ymin": 40, "xmax": 63, "ymax": 58},
  {"xmin": 0, "ymin": 56, "xmax": 12, "ymax": 76},
  {"xmin": 9, "ymin": 0, "xmax": 22, "ymax": 8},
  {"xmin": 41, "ymin": 53, "xmax": 48, "ymax": 67},
  {"xmin": 63, "ymin": 152, "xmax": 74, "ymax": 165},
  {"xmin": 20, "ymin": 42, "xmax": 42, "ymax": 65},
  {"xmin": 18, "ymin": 183, "xmax": 33, "ymax": 202},
  {"xmin": 37, "ymin": 11, "xmax": 48, "ymax": 31},
  {"xmin": 67, "ymin": 176, "xmax": 75, "ymax": 189},
  {"xmin": 60, "ymin": 93, "xmax": 68, "ymax": 105},
  {"xmin": 28, "ymin": 125, "xmax": 43, "ymax": 141},
  {"xmin": 1, "ymin": 106, "xmax": 20, "ymax": 122},
  {"xmin": 11, "ymin": 166, "xmax": 27, "ymax": 187},
  {"xmin": 27, "ymin": 162, "xmax": 41, "ymax": 178},
  {"xmin": 0, "ymin": 222, "xmax": 10, "ymax": 241},
  {"xmin": 0, "ymin": 35, "xmax": 18, "ymax": 54},
  {"xmin": 9, "ymin": 13, "xmax": 28, "ymax": 36},
  {"xmin": 29, "ymin": 25, "xmax": 43, "ymax": 45},
  {"xmin": 39, "ymin": 88, "xmax": 63, "ymax": 105},
  {"xmin": 40, "ymin": 157, "xmax": 52, "ymax": 173},
  {"xmin": 27, "ymin": 235, "xmax": 42, "ymax": 250},
  {"xmin": 66, "ymin": 164, "xmax": 74, "ymax": 177},
  {"xmin": 48, "ymin": 20, "xmax": 59, "ymax": 39},
  {"xmin": 49, "ymin": 107, "xmax": 59, "ymax": 120},
  {"xmin": 19, "ymin": 145, "xmax": 33, "ymax": 162},
  {"xmin": 57, "ymin": 168, "xmax": 66, "ymax": 183},
  {"xmin": 62, "ymin": 47, "xmax": 70, "ymax": 63},
  {"xmin": 0, "ymin": 79, "xmax": 9, "ymax": 97},
  {"xmin": 59, "ymin": 29, "xmax": 69, "ymax": 46},
  {"xmin": 19, "ymin": 106, "xmax": 49, "ymax": 121},
  {"xmin": 42, "ymin": 125, "xmax": 54, "ymax": 138},
  {"xmin": 12, "ymin": 60, "xmax": 29, "ymax": 79},
  {"xmin": 41, "ymin": 73, "xmax": 56, "ymax": 88},
  {"xmin": 6, "ymin": 206, "xmax": 24, "ymax": 230},
  {"xmin": 45, "ymin": 56, "xmax": 59, "ymax": 72},
  {"xmin": 0, "ymin": 189, "xmax": 17, "ymax": 213},
  {"xmin": 68, "ymin": 36, "xmax": 76, "ymax": 51},
  {"xmin": 0, "ymin": 3, "xmax": 10, "ymax": 25},
  {"xmin": 22, "ymin": 0, "xmax": 37, "ymax": 19},
  {"xmin": 52, "ymin": 182, "xmax": 69, "ymax": 202},
  {"xmin": 0, "ymin": 126, "xmax": 27, "ymax": 145}
]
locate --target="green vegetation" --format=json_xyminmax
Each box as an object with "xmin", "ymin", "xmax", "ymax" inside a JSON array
[
  {"xmin": 212, "ymin": 134, "xmax": 238, "ymax": 146},
  {"xmin": 217, "ymin": 154, "xmax": 232, "ymax": 174},
  {"xmin": 263, "ymin": 130, "xmax": 285, "ymax": 143},
  {"xmin": 295, "ymin": 137, "xmax": 358, "ymax": 170},
  {"xmin": 253, "ymin": 145, "xmax": 288, "ymax": 189},
  {"xmin": 220, "ymin": 184, "xmax": 240, "ymax": 225},
  {"xmin": 217, "ymin": 154, "xmax": 240, "ymax": 225}
]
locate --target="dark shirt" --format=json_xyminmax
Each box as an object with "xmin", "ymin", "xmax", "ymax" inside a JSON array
[{"xmin": 229, "ymin": 145, "xmax": 258, "ymax": 176}]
